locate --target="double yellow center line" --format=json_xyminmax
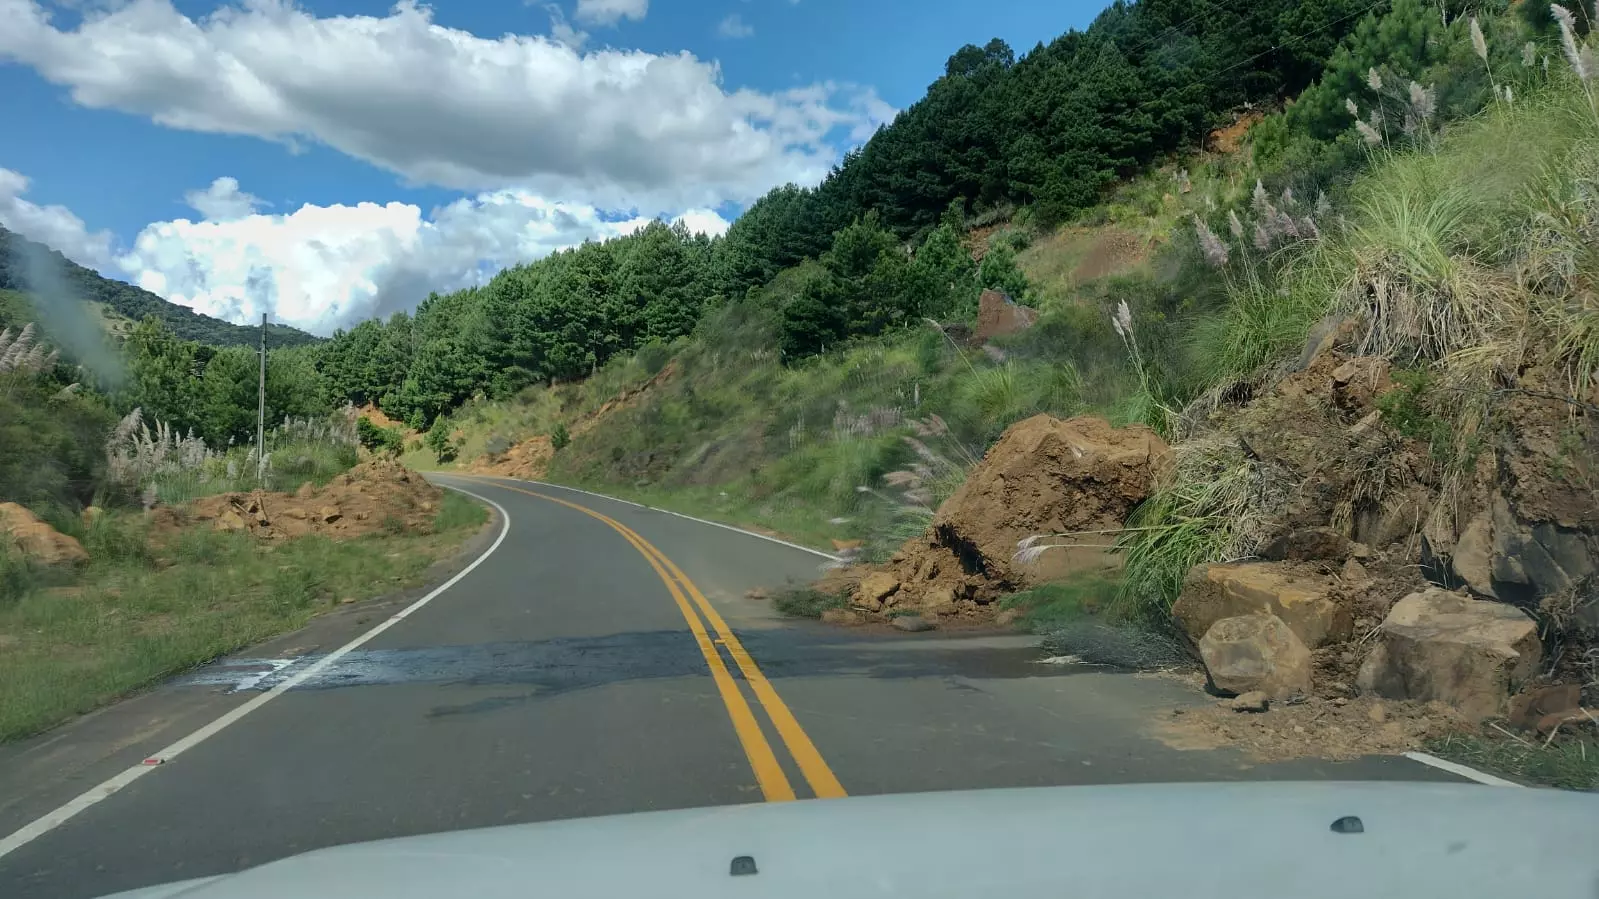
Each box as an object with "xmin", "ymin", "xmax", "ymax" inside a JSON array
[{"xmin": 465, "ymin": 478, "xmax": 846, "ymax": 803}]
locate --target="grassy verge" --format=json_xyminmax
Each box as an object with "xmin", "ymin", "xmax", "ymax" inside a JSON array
[
  {"xmin": 1426, "ymin": 732, "xmax": 1599, "ymax": 791},
  {"xmin": 772, "ymin": 587, "xmax": 850, "ymax": 619},
  {"xmin": 999, "ymin": 574, "xmax": 1118, "ymax": 630},
  {"xmin": 0, "ymin": 493, "xmax": 488, "ymax": 742}
]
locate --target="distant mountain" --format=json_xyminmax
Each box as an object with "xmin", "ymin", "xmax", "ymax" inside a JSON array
[{"xmin": 0, "ymin": 225, "xmax": 320, "ymax": 348}]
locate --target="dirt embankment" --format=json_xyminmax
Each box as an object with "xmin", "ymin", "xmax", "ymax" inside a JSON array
[
  {"xmin": 1072, "ymin": 228, "xmax": 1152, "ymax": 283},
  {"xmin": 1206, "ymin": 110, "xmax": 1265, "ymax": 154},
  {"xmin": 151, "ymin": 460, "xmax": 444, "ymax": 541}
]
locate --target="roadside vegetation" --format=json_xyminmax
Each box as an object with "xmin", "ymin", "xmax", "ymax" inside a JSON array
[
  {"xmin": 1427, "ymin": 731, "xmax": 1599, "ymax": 791},
  {"xmin": 383, "ymin": 3, "xmax": 1564, "ymax": 568},
  {"xmin": 1, "ymin": 253, "xmax": 487, "ymax": 744},
  {"xmin": 0, "ymin": 494, "xmax": 485, "ymax": 741},
  {"xmin": 772, "ymin": 587, "xmax": 850, "ymax": 620}
]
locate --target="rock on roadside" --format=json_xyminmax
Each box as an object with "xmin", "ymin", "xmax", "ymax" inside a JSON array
[
  {"xmin": 837, "ymin": 414, "xmax": 1169, "ymax": 620},
  {"xmin": 1174, "ymin": 562, "xmax": 1352, "ymax": 649},
  {"xmin": 891, "ymin": 615, "xmax": 936, "ymax": 632},
  {"xmin": 1355, "ymin": 588, "xmax": 1540, "ymax": 723},
  {"xmin": 0, "ymin": 502, "xmax": 88, "ymax": 567},
  {"xmin": 1198, "ymin": 613, "xmax": 1313, "ymax": 699},
  {"xmin": 1230, "ymin": 691, "xmax": 1270, "ymax": 712}
]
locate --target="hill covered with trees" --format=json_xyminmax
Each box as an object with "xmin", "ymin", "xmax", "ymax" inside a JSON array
[
  {"xmin": 317, "ymin": 0, "xmax": 1422, "ymax": 429},
  {"xmin": 0, "ymin": 225, "xmax": 319, "ymax": 349}
]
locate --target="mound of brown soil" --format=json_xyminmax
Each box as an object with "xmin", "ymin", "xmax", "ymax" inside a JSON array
[
  {"xmin": 970, "ymin": 289, "xmax": 1038, "ymax": 346},
  {"xmin": 0, "ymin": 502, "xmax": 88, "ymax": 567},
  {"xmin": 158, "ymin": 460, "xmax": 444, "ymax": 541},
  {"xmin": 829, "ymin": 415, "xmax": 1169, "ymax": 621},
  {"xmin": 1206, "ymin": 110, "xmax": 1264, "ymax": 154},
  {"xmin": 357, "ymin": 404, "xmax": 416, "ymax": 438},
  {"xmin": 470, "ymin": 435, "xmax": 554, "ymax": 480}
]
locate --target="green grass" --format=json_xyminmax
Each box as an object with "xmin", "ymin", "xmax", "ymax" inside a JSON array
[
  {"xmin": 999, "ymin": 573, "xmax": 1119, "ymax": 630},
  {"xmin": 0, "ymin": 504, "xmax": 488, "ymax": 742},
  {"xmin": 1185, "ymin": 274, "xmax": 1328, "ymax": 390},
  {"xmin": 1114, "ymin": 438, "xmax": 1261, "ymax": 623},
  {"xmin": 431, "ymin": 490, "xmax": 488, "ymax": 532},
  {"xmin": 772, "ymin": 587, "xmax": 848, "ymax": 619},
  {"xmin": 1427, "ymin": 732, "xmax": 1599, "ymax": 791}
]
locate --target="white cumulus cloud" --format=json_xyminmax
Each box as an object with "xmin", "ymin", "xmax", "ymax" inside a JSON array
[
  {"xmin": 1, "ymin": 167, "xmax": 728, "ymax": 336},
  {"xmin": 0, "ymin": 0, "xmax": 892, "ymax": 212},
  {"xmin": 184, "ymin": 176, "xmax": 266, "ymax": 221},
  {"xmin": 543, "ymin": 3, "xmax": 588, "ymax": 50},
  {"xmin": 115, "ymin": 185, "xmax": 730, "ymax": 334},
  {"xmin": 0, "ymin": 167, "xmax": 115, "ymax": 269}
]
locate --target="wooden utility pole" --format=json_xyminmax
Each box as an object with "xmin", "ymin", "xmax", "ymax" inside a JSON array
[{"xmin": 257, "ymin": 312, "xmax": 267, "ymax": 481}]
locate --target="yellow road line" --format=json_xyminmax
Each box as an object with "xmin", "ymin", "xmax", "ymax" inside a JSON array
[
  {"xmin": 463, "ymin": 479, "xmax": 793, "ymax": 802},
  {"xmin": 465, "ymin": 477, "xmax": 845, "ymax": 800},
  {"xmin": 647, "ymin": 547, "xmax": 849, "ymax": 799}
]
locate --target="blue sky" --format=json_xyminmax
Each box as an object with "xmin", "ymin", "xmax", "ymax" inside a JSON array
[{"xmin": 0, "ymin": 0, "xmax": 1100, "ymax": 333}]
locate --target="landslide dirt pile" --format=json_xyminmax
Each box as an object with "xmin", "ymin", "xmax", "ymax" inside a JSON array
[
  {"xmin": 969, "ymin": 289, "xmax": 1038, "ymax": 346},
  {"xmin": 820, "ymin": 415, "xmax": 1168, "ymax": 622},
  {"xmin": 469, "ymin": 435, "xmax": 554, "ymax": 480},
  {"xmin": 357, "ymin": 404, "xmax": 416, "ymax": 438},
  {"xmin": 0, "ymin": 502, "xmax": 88, "ymax": 567},
  {"xmin": 159, "ymin": 460, "xmax": 444, "ymax": 541},
  {"xmin": 1167, "ymin": 320, "xmax": 1597, "ymax": 744},
  {"xmin": 465, "ymin": 362, "xmax": 678, "ymax": 479}
]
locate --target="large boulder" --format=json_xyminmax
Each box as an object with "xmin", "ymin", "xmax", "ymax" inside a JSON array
[
  {"xmin": 929, "ymin": 415, "xmax": 1169, "ymax": 587},
  {"xmin": 1173, "ymin": 562, "xmax": 1352, "ymax": 649},
  {"xmin": 1198, "ymin": 614, "xmax": 1313, "ymax": 699},
  {"xmin": 1356, "ymin": 588, "xmax": 1541, "ymax": 722},
  {"xmin": 0, "ymin": 502, "xmax": 88, "ymax": 567}
]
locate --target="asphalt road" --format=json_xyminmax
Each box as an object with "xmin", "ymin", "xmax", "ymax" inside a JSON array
[{"xmin": 0, "ymin": 475, "xmax": 1468, "ymax": 899}]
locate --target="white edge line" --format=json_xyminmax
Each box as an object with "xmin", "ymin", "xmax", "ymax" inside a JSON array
[
  {"xmin": 1402, "ymin": 751, "xmax": 1525, "ymax": 788},
  {"xmin": 449, "ymin": 474, "xmax": 842, "ymax": 562},
  {"xmin": 0, "ymin": 486, "xmax": 511, "ymax": 862}
]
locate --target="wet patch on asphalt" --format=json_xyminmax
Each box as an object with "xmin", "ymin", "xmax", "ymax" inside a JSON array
[{"xmin": 175, "ymin": 628, "xmax": 1102, "ymax": 699}]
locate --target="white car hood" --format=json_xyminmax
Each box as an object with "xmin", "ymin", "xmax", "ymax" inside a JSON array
[{"xmin": 100, "ymin": 781, "xmax": 1599, "ymax": 899}]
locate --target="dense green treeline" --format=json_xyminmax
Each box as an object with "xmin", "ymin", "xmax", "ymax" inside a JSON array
[
  {"xmin": 714, "ymin": 0, "xmax": 1380, "ymax": 289},
  {"xmin": 316, "ymin": 0, "xmax": 1414, "ymax": 428}
]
